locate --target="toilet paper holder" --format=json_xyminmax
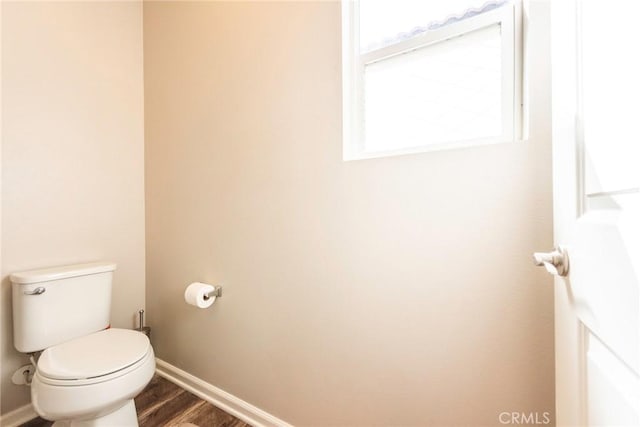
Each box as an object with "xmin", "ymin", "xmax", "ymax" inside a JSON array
[{"xmin": 204, "ymin": 285, "xmax": 222, "ymax": 300}]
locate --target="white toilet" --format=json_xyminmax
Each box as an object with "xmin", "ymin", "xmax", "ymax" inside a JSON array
[{"xmin": 11, "ymin": 262, "xmax": 155, "ymax": 426}]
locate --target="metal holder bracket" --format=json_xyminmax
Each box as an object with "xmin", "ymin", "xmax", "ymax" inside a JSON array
[{"xmin": 204, "ymin": 286, "xmax": 222, "ymax": 300}]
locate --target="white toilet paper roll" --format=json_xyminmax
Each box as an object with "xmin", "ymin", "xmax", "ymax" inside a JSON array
[{"xmin": 184, "ymin": 282, "xmax": 216, "ymax": 308}]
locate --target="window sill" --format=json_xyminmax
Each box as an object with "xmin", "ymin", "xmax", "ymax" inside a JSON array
[{"xmin": 343, "ymin": 136, "xmax": 524, "ymax": 162}]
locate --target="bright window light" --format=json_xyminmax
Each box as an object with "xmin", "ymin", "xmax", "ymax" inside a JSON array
[{"xmin": 342, "ymin": 0, "xmax": 524, "ymax": 160}]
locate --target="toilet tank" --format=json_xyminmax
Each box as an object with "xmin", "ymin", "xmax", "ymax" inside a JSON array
[{"xmin": 11, "ymin": 262, "xmax": 117, "ymax": 353}]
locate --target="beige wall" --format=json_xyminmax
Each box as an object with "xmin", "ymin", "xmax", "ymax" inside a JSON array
[
  {"xmin": 1, "ymin": 1, "xmax": 145, "ymax": 414},
  {"xmin": 144, "ymin": 1, "xmax": 554, "ymax": 425},
  {"xmin": 0, "ymin": 0, "xmax": 3, "ymax": 414}
]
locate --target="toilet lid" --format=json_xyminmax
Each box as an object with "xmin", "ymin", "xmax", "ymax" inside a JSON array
[{"xmin": 38, "ymin": 328, "xmax": 150, "ymax": 381}]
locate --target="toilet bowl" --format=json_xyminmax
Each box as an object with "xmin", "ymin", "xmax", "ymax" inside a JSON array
[
  {"xmin": 31, "ymin": 329, "xmax": 155, "ymax": 425},
  {"xmin": 11, "ymin": 262, "xmax": 155, "ymax": 427}
]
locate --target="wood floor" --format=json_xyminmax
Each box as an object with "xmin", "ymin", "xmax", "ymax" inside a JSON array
[{"xmin": 20, "ymin": 375, "xmax": 250, "ymax": 427}]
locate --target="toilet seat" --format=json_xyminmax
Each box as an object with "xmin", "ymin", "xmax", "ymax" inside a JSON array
[
  {"xmin": 37, "ymin": 328, "xmax": 151, "ymax": 387},
  {"xmin": 31, "ymin": 341, "xmax": 155, "ymax": 423}
]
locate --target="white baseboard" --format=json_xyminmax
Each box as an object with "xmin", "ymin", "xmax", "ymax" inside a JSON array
[
  {"xmin": 155, "ymin": 358, "xmax": 292, "ymax": 427},
  {"xmin": 0, "ymin": 403, "xmax": 37, "ymax": 427}
]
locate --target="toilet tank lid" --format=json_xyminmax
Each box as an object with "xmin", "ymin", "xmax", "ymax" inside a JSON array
[{"xmin": 10, "ymin": 262, "xmax": 117, "ymax": 285}]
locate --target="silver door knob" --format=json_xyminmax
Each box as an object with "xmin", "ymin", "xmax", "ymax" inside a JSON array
[{"xmin": 533, "ymin": 247, "xmax": 569, "ymax": 277}]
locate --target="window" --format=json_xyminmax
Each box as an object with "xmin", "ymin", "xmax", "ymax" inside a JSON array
[{"xmin": 342, "ymin": 0, "xmax": 525, "ymax": 160}]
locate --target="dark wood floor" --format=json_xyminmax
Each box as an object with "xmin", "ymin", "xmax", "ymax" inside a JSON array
[{"xmin": 20, "ymin": 375, "xmax": 250, "ymax": 427}]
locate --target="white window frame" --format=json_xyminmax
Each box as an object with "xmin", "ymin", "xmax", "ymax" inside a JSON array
[{"xmin": 342, "ymin": 1, "xmax": 526, "ymax": 160}]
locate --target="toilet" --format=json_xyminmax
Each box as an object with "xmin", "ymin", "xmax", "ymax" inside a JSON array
[{"xmin": 11, "ymin": 262, "xmax": 155, "ymax": 426}]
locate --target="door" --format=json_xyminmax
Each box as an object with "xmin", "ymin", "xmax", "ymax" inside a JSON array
[{"xmin": 549, "ymin": 1, "xmax": 640, "ymax": 426}]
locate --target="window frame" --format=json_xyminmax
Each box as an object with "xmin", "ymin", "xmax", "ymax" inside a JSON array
[{"xmin": 342, "ymin": 0, "xmax": 525, "ymax": 160}]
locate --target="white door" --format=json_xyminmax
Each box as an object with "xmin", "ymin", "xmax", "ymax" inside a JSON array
[{"xmin": 550, "ymin": 1, "xmax": 640, "ymax": 426}]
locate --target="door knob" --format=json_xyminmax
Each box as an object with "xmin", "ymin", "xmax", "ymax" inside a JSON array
[{"xmin": 533, "ymin": 247, "xmax": 569, "ymax": 277}]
